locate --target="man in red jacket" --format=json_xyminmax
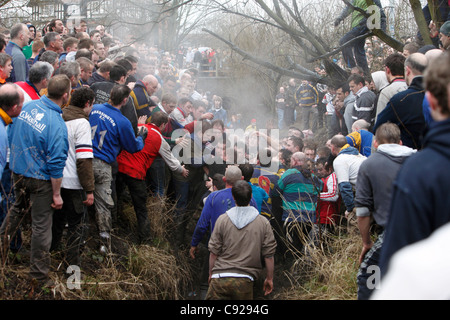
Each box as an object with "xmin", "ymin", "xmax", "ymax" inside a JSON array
[{"xmin": 116, "ymin": 111, "xmax": 189, "ymax": 243}]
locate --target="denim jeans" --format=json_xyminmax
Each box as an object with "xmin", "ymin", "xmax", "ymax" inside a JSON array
[
  {"xmin": 277, "ymin": 108, "xmax": 285, "ymax": 130},
  {"xmin": 146, "ymin": 156, "xmax": 166, "ymax": 198},
  {"xmin": 339, "ymin": 25, "xmax": 370, "ymax": 73},
  {"xmin": 0, "ymin": 163, "xmax": 22, "ymax": 251},
  {"xmin": 357, "ymin": 231, "xmax": 384, "ymax": 300},
  {"xmin": 0, "ymin": 174, "xmax": 54, "ymax": 282},
  {"xmin": 284, "ymin": 106, "xmax": 295, "ymax": 127},
  {"xmin": 172, "ymin": 178, "xmax": 190, "ymax": 218}
]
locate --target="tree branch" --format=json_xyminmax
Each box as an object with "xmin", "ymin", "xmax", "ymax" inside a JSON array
[
  {"xmin": 202, "ymin": 28, "xmax": 326, "ymax": 84},
  {"xmin": 307, "ymin": 32, "xmax": 373, "ymax": 63}
]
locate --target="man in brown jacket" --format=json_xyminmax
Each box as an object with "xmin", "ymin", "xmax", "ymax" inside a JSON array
[{"xmin": 206, "ymin": 180, "xmax": 277, "ymax": 300}]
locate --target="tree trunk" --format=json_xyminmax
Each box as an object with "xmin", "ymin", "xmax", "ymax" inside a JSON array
[{"xmin": 409, "ymin": 0, "xmax": 433, "ymax": 45}]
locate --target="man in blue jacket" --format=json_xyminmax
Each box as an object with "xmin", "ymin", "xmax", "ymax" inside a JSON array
[
  {"xmin": 90, "ymin": 84, "xmax": 147, "ymax": 254},
  {"xmin": 0, "ymin": 75, "xmax": 71, "ymax": 288},
  {"xmin": 379, "ymin": 52, "xmax": 450, "ymax": 278}
]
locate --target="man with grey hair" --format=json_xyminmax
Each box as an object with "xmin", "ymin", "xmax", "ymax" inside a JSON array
[
  {"xmin": 40, "ymin": 61, "xmax": 80, "ymax": 108},
  {"xmin": 33, "ymin": 32, "xmax": 63, "ymax": 64},
  {"xmin": 373, "ymin": 52, "xmax": 428, "ymax": 149},
  {"xmin": 16, "ymin": 61, "xmax": 54, "ymax": 103},
  {"xmin": 58, "ymin": 61, "xmax": 81, "ymax": 89},
  {"xmin": 5, "ymin": 23, "xmax": 30, "ymax": 82},
  {"xmin": 129, "ymin": 74, "xmax": 159, "ymax": 122}
]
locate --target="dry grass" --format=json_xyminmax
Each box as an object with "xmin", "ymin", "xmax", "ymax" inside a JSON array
[
  {"xmin": 273, "ymin": 220, "xmax": 360, "ymax": 300},
  {"xmin": 0, "ymin": 195, "xmax": 195, "ymax": 300},
  {"xmin": 0, "ymin": 175, "xmax": 362, "ymax": 300}
]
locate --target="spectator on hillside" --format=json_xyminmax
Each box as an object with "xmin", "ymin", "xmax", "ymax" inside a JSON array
[{"xmin": 348, "ymin": 74, "xmax": 377, "ymax": 127}]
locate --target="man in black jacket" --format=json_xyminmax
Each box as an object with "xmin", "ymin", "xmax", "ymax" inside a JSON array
[{"xmin": 373, "ymin": 53, "xmax": 428, "ymax": 150}]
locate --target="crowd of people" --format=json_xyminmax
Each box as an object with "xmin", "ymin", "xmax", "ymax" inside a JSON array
[{"xmin": 0, "ymin": 5, "xmax": 449, "ymax": 300}]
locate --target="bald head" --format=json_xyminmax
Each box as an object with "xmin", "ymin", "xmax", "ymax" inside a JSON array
[
  {"xmin": 291, "ymin": 152, "xmax": 307, "ymax": 167},
  {"xmin": 142, "ymin": 74, "xmax": 159, "ymax": 95},
  {"xmin": 224, "ymin": 166, "xmax": 243, "ymax": 187},
  {"xmin": 404, "ymin": 52, "xmax": 428, "ymax": 85},
  {"xmin": 425, "ymin": 49, "xmax": 443, "ymax": 64},
  {"xmin": 352, "ymin": 119, "xmax": 370, "ymax": 132},
  {"xmin": 330, "ymin": 134, "xmax": 348, "ymax": 156},
  {"xmin": 0, "ymin": 83, "xmax": 24, "ymax": 117}
]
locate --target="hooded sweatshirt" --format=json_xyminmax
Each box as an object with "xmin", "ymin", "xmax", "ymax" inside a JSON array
[
  {"xmin": 355, "ymin": 143, "xmax": 416, "ymax": 228},
  {"xmin": 380, "ymin": 118, "xmax": 450, "ymax": 276},
  {"xmin": 208, "ymin": 205, "xmax": 277, "ymax": 280}
]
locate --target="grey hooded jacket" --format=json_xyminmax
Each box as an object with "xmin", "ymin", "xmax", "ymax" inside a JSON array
[{"xmin": 355, "ymin": 143, "xmax": 416, "ymax": 228}]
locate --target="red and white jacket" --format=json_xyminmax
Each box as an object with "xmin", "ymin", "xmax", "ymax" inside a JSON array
[
  {"xmin": 317, "ymin": 172, "xmax": 340, "ymax": 224},
  {"xmin": 15, "ymin": 81, "xmax": 40, "ymax": 104},
  {"xmin": 117, "ymin": 123, "xmax": 184, "ymax": 180}
]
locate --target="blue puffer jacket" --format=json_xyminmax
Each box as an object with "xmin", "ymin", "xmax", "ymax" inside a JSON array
[{"xmin": 9, "ymin": 95, "xmax": 69, "ymax": 180}]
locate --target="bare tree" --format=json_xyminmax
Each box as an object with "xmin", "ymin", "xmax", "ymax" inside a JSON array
[{"xmin": 200, "ymin": 0, "xmax": 432, "ymax": 87}]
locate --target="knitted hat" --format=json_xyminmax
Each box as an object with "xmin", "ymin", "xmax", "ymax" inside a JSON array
[{"xmin": 440, "ymin": 21, "xmax": 450, "ymax": 36}]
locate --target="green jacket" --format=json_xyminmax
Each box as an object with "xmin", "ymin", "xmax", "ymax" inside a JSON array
[{"xmin": 338, "ymin": 0, "xmax": 386, "ymax": 29}]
